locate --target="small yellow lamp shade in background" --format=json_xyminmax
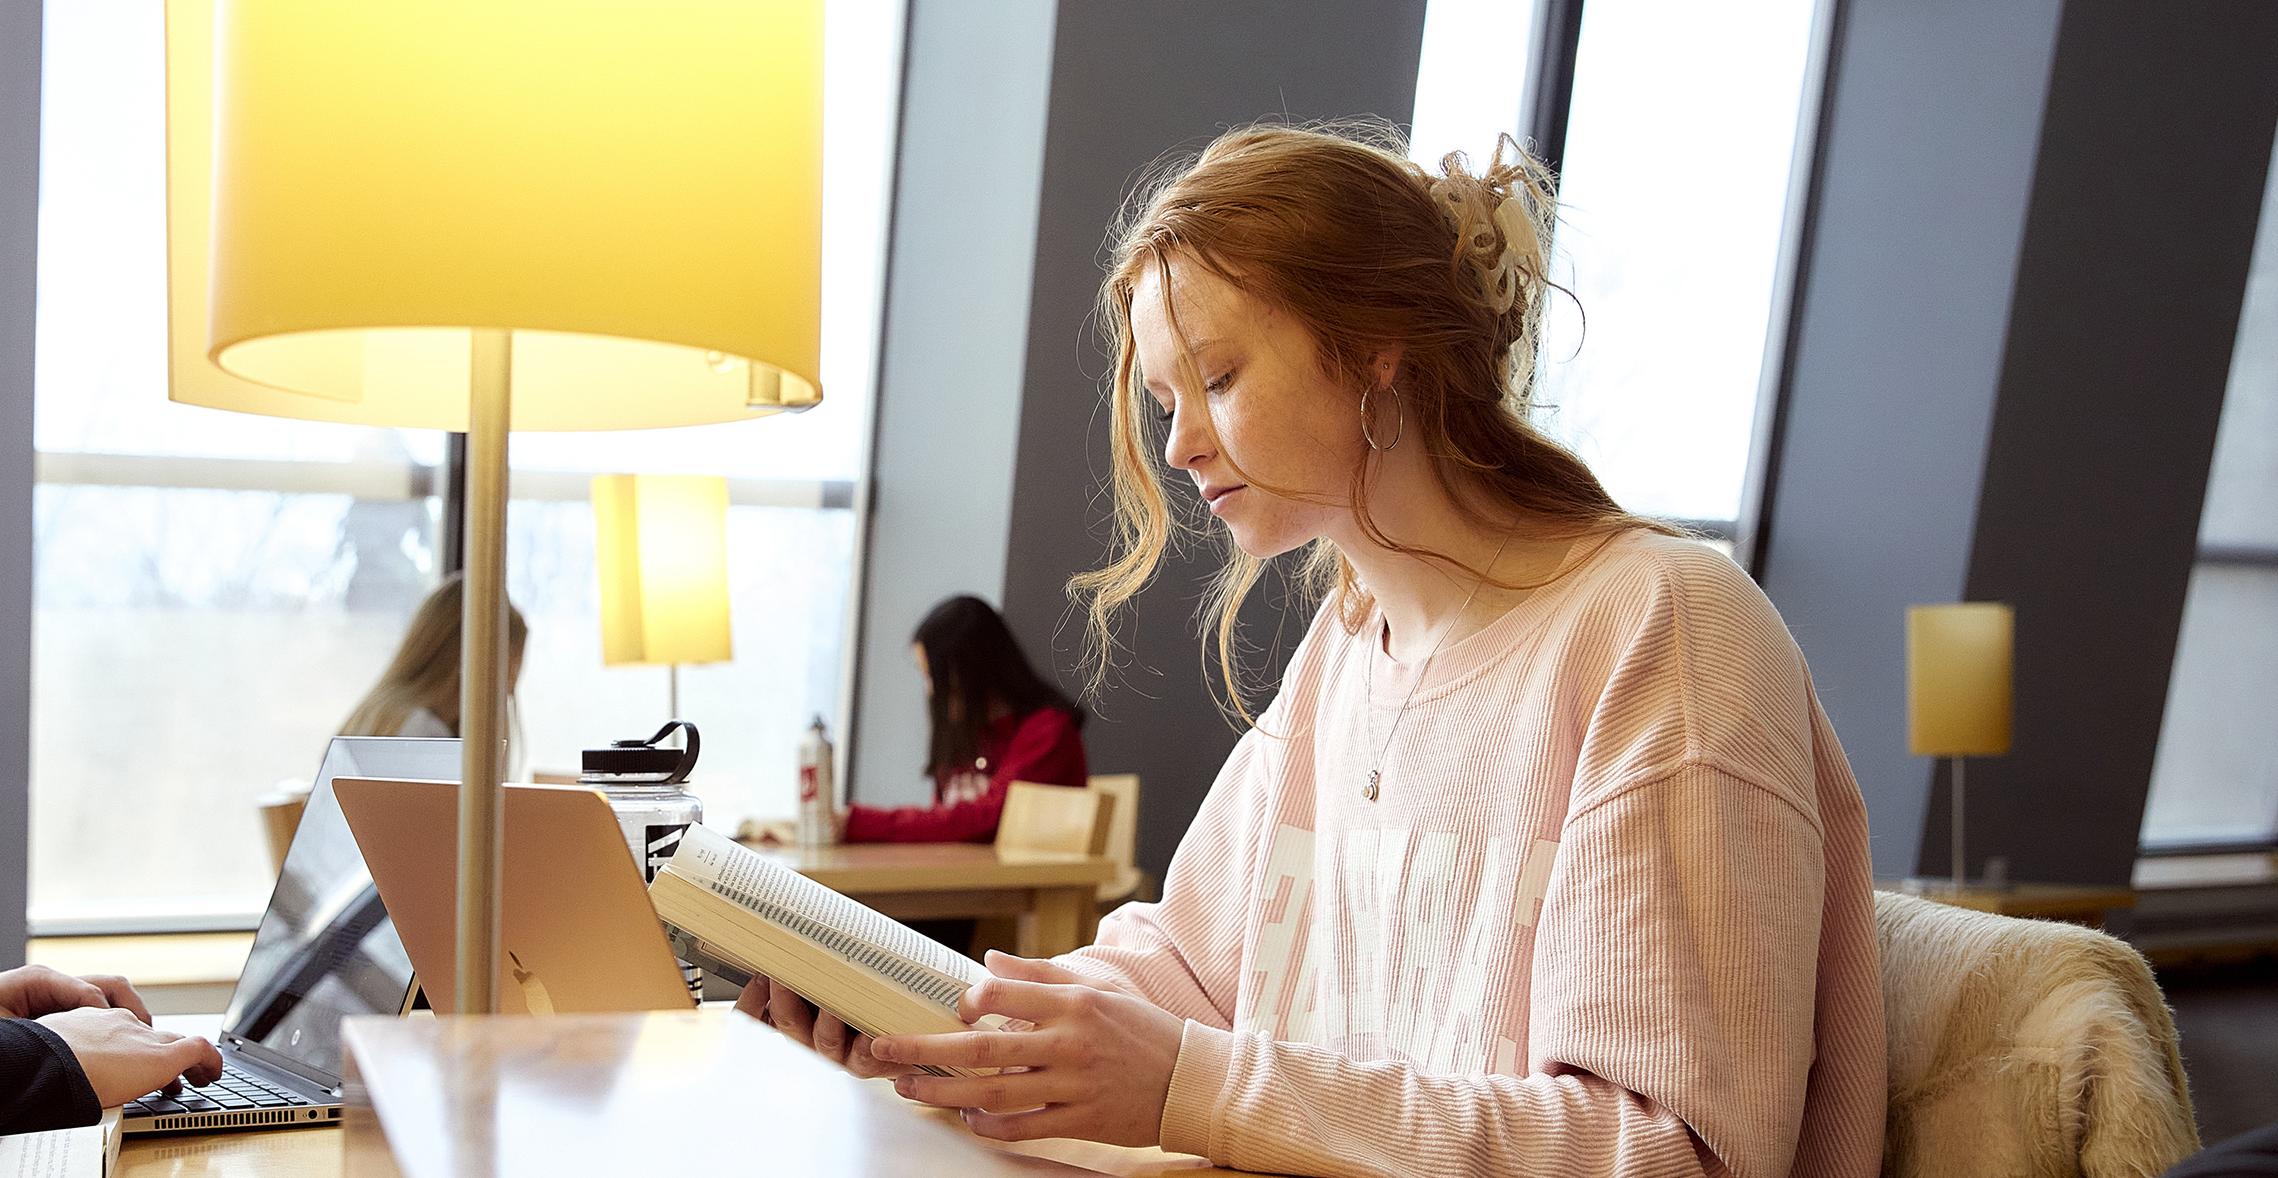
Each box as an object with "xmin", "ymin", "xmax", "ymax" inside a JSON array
[
  {"xmin": 1907, "ymin": 603, "xmax": 2015, "ymax": 756},
  {"xmin": 1907, "ymin": 602, "xmax": 2015, "ymax": 888},
  {"xmin": 594, "ymin": 476, "xmax": 735, "ymax": 718}
]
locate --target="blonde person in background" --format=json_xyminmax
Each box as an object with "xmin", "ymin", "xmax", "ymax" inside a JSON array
[
  {"xmin": 753, "ymin": 122, "xmax": 1886, "ymax": 1177},
  {"xmin": 341, "ymin": 574, "xmax": 528, "ymax": 772}
]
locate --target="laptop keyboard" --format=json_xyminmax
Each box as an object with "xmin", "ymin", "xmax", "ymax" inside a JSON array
[{"xmin": 126, "ymin": 1062, "xmax": 314, "ymax": 1117}]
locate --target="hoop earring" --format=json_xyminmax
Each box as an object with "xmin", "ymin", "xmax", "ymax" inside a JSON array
[{"xmin": 1360, "ymin": 383, "xmax": 1405, "ymax": 451}]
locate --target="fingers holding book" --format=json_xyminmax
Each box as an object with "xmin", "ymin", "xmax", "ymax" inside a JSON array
[
  {"xmin": 872, "ymin": 952, "xmax": 1182, "ymax": 1148},
  {"xmin": 735, "ymin": 975, "xmax": 910, "ymax": 1080}
]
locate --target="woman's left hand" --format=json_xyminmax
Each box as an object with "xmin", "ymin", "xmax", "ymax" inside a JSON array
[{"xmin": 870, "ymin": 951, "xmax": 1184, "ymax": 1147}]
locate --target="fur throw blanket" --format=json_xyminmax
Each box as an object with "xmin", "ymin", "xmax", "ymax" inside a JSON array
[{"xmin": 1876, "ymin": 890, "xmax": 2198, "ymax": 1178}]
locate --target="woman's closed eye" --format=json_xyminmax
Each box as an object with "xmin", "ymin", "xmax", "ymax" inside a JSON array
[{"xmin": 1205, "ymin": 369, "xmax": 1235, "ymax": 396}]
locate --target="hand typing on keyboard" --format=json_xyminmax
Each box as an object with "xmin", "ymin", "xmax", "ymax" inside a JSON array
[
  {"xmin": 1, "ymin": 963, "xmax": 225, "ymax": 1110},
  {"xmin": 39, "ymin": 1007, "xmax": 225, "ymax": 1107}
]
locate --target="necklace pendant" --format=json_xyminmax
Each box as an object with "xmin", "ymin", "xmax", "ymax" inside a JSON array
[{"xmin": 1363, "ymin": 769, "xmax": 1380, "ymax": 802}]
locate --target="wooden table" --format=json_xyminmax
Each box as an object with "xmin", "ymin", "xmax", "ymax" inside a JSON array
[
  {"xmin": 120, "ymin": 1121, "xmax": 343, "ymax": 1176},
  {"xmin": 754, "ymin": 842, "xmax": 1114, "ymax": 958},
  {"xmin": 113, "ymin": 1010, "xmax": 1249, "ymax": 1177},
  {"xmin": 122, "ymin": 1005, "xmax": 1244, "ymax": 1177}
]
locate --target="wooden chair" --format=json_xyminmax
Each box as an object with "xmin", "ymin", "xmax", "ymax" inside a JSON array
[
  {"xmin": 255, "ymin": 783, "xmax": 311, "ymax": 875},
  {"xmin": 994, "ymin": 781, "xmax": 1114, "ymax": 856},
  {"xmin": 1086, "ymin": 774, "xmax": 1148, "ymax": 907},
  {"xmin": 974, "ymin": 783, "xmax": 1113, "ymax": 956}
]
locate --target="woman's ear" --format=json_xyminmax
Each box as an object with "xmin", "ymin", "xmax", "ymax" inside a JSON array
[{"xmin": 1368, "ymin": 345, "xmax": 1407, "ymax": 388}]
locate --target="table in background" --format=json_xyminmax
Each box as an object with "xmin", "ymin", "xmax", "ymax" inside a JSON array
[{"xmin": 753, "ymin": 842, "xmax": 1114, "ymax": 958}]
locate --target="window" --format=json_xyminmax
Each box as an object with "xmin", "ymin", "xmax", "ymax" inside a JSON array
[
  {"xmin": 29, "ymin": 0, "xmax": 904, "ymax": 930},
  {"xmin": 1407, "ymin": 0, "xmax": 1539, "ymax": 171},
  {"xmin": 2141, "ymin": 129, "xmax": 2278, "ymax": 851},
  {"xmin": 1534, "ymin": 1, "xmax": 1820, "ymax": 533},
  {"xmin": 1411, "ymin": 0, "xmax": 1825, "ymax": 539},
  {"xmin": 498, "ymin": 0, "xmax": 903, "ymax": 833},
  {"xmin": 32, "ymin": 0, "xmax": 446, "ymax": 929}
]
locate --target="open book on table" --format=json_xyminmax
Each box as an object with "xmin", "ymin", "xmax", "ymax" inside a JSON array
[
  {"xmin": 0, "ymin": 1109, "xmax": 122, "ymax": 1177},
  {"xmin": 650, "ymin": 824, "xmax": 1012, "ymax": 1077}
]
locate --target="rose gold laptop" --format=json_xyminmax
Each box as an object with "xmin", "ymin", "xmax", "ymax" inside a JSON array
[{"xmin": 332, "ymin": 778, "xmax": 695, "ymax": 1016}]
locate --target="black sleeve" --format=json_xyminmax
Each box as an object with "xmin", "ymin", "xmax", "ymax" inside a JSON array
[
  {"xmin": 0, "ymin": 1017, "xmax": 102, "ymax": 1135},
  {"xmin": 2170, "ymin": 1123, "xmax": 2278, "ymax": 1178}
]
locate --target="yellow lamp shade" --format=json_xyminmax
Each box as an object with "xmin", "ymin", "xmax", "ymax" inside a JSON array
[
  {"xmin": 1907, "ymin": 603, "xmax": 2014, "ymax": 757},
  {"xmin": 165, "ymin": 0, "xmax": 823, "ymax": 430},
  {"xmin": 594, "ymin": 475, "xmax": 734, "ymax": 668}
]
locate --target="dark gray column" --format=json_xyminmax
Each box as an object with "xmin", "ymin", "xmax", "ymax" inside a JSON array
[
  {"xmin": 2, "ymin": 0, "xmax": 40, "ymax": 963},
  {"xmin": 1758, "ymin": 0, "xmax": 2278, "ymax": 884},
  {"xmin": 998, "ymin": 1, "xmax": 1428, "ymax": 880}
]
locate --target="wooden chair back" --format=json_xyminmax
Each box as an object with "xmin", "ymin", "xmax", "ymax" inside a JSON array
[
  {"xmin": 995, "ymin": 782, "xmax": 1113, "ymax": 857},
  {"xmin": 1086, "ymin": 774, "xmax": 1146, "ymax": 903},
  {"xmin": 256, "ymin": 784, "xmax": 311, "ymax": 875}
]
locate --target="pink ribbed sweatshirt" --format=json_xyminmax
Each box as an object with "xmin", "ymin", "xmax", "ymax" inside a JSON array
[{"xmin": 1061, "ymin": 530, "xmax": 1886, "ymax": 1177}]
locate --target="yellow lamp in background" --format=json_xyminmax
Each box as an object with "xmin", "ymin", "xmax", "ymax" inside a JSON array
[
  {"xmin": 1907, "ymin": 602, "xmax": 2015, "ymax": 889},
  {"xmin": 594, "ymin": 475, "xmax": 735, "ymax": 721},
  {"xmin": 167, "ymin": 1, "xmax": 823, "ymax": 1015}
]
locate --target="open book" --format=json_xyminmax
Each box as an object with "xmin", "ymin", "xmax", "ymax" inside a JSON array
[
  {"xmin": 649, "ymin": 824, "xmax": 1010, "ymax": 1077},
  {"xmin": 0, "ymin": 1110, "xmax": 123, "ymax": 1177}
]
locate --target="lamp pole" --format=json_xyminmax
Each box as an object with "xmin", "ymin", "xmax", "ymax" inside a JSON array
[
  {"xmin": 455, "ymin": 328, "xmax": 512, "ymax": 1016},
  {"xmin": 1949, "ymin": 755, "xmax": 1967, "ymax": 890}
]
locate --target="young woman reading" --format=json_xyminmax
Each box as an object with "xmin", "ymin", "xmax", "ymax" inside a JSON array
[{"xmin": 745, "ymin": 123, "xmax": 1885, "ymax": 1177}]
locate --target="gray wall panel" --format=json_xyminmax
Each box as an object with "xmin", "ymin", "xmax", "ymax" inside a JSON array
[
  {"xmin": 1759, "ymin": 0, "xmax": 2063, "ymax": 877},
  {"xmin": 849, "ymin": 0, "xmax": 1057, "ymax": 804},
  {"xmin": 3, "ymin": 0, "xmax": 39, "ymax": 962},
  {"xmin": 1761, "ymin": 0, "xmax": 2278, "ymax": 884},
  {"xmin": 999, "ymin": 0, "xmax": 1428, "ymax": 881}
]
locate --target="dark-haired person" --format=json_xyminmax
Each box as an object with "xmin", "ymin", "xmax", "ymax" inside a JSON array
[
  {"xmin": 1, "ymin": 965, "xmax": 221, "ymax": 1135},
  {"xmin": 840, "ymin": 595, "xmax": 1087, "ymax": 843}
]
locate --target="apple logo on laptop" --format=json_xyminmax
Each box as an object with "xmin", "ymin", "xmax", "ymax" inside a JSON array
[{"xmin": 507, "ymin": 950, "xmax": 555, "ymax": 1016}]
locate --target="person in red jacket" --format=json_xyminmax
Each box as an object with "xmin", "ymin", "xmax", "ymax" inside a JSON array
[{"xmin": 842, "ymin": 595, "xmax": 1087, "ymax": 843}]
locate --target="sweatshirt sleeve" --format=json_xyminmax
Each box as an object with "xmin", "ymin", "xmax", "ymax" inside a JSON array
[
  {"xmin": 0, "ymin": 1017, "xmax": 103, "ymax": 1135},
  {"xmin": 1051, "ymin": 726, "xmax": 1276, "ymax": 1028},
  {"xmin": 841, "ymin": 777, "xmax": 1006, "ymax": 843},
  {"xmin": 842, "ymin": 708, "xmax": 1087, "ymax": 843},
  {"xmin": 1151, "ymin": 763, "xmax": 1829, "ymax": 1177}
]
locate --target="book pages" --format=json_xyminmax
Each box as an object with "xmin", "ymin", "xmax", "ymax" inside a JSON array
[
  {"xmin": 0, "ymin": 1109, "xmax": 119, "ymax": 1177},
  {"xmin": 665, "ymin": 825, "xmax": 986, "ymax": 1008}
]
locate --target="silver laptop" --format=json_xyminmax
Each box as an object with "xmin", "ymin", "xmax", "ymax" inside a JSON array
[{"xmin": 121, "ymin": 737, "xmax": 461, "ymax": 1136}]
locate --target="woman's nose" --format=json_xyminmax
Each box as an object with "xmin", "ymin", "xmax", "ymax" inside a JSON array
[{"xmin": 1163, "ymin": 403, "xmax": 1212, "ymax": 471}]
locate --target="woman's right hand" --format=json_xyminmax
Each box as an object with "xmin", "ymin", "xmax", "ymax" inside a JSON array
[{"xmin": 735, "ymin": 976, "xmax": 912, "ymax": 1079}]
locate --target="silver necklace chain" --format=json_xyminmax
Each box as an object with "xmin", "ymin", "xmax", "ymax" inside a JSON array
[{"xmin": 1362, "ymin": 533, "xmax": 1513, "ymax": 802}]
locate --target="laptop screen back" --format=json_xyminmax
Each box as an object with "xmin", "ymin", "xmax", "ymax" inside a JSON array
[{"xmin": 219, "ymin": 736, "xmax": 460, "ymax": 1082}]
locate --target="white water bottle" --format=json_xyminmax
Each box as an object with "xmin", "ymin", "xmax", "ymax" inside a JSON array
[{"xmin": 796, "ymin": 715, "xmax": 839, "ymax": 847}]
